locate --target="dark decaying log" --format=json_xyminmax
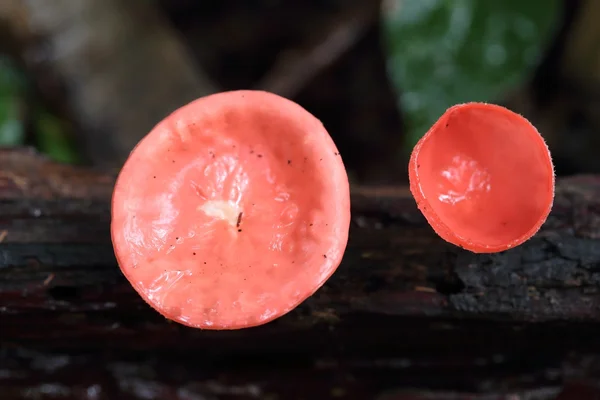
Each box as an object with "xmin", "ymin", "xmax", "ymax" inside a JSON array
[{"xmin": 2, "ymin": 148, "xmax": 600, "ymax": 399}]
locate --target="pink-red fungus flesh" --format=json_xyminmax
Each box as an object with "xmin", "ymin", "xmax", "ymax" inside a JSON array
[
  {"xmin": 409, "ymin": 103, "xmax": 555, "ymax": 253},
  {"xmin": 111, "ymin": 90, "xmax": 351, "ymax": 330}
]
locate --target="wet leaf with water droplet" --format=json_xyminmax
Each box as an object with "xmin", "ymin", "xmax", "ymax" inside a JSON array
[{"xmin": 381, "ymin": 0, "xmax": 561, "ymax": 148}]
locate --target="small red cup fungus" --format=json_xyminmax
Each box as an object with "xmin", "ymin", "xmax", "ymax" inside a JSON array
[
  {"xmin": 408, "ymin": 103, "xmax": 555, "ymax": 253},
  {"xmin": 111, "ymin": 90, "xmax": 351, "ymax": 329}
]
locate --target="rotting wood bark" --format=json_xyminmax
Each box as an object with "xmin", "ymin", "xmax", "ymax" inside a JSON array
[
  {"xmin": 3, "ymin": 148, "xmax": 600, "ymax": 322},
  {"xmin": 2, "ymin": 148, "xmax": 600, "ymax": 332},
  {"xmin": 3, "ymin": 148, "xmax": 600, "ymax": 398}
]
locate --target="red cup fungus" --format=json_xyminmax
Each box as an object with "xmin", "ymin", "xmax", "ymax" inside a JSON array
[
  {"xmin": 408, "ymin": 103, "xmax": 555, "ymax": 253},
  {"xmin": 111, "ymin": 90, "xmax": 351, "ymax": 329}
]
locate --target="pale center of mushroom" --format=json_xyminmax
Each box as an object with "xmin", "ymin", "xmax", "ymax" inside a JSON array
[{"xmin": 198, "ymin": 200, "xmax": 242, "ymax": 228}]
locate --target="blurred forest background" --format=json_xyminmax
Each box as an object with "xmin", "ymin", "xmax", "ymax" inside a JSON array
[{"xmin": 0, "ymin": 0, "xmax": 598, "ymax": 184}]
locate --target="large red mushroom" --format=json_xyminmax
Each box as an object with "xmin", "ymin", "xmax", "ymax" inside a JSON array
[{"xmin": 111, "ymin": 90, "xmax": 351, "ymax": 329}]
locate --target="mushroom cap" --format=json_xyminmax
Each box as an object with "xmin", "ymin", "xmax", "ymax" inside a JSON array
[
  {"xmin": 111, "ymin": 90, "xmax": 351, "ymax": 329},
  {"xmin": 408, "ymin": 102, "xmax": 555, "ymax": 253}
]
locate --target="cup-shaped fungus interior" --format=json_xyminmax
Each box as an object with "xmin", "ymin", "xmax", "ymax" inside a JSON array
[{"xmin": 415, "ymin": 104, "xmax": 554, "ymax": 249}]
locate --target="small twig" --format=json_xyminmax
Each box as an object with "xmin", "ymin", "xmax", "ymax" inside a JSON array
[
  {"xmin": 256, "ymin": 1, "xmax": 379, "ymax": 98},
  {"xmin": 414, "ymin": 286, "xmax": 437, "ymax": 293},
  {"xmin": 43, "ymin": 273, "xmax": 55, "ymax": 286}
]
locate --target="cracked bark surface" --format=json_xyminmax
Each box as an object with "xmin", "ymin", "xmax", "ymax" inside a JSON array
[{"xmin": 2, "ymin": 148, "xmax": 600, "ymax": 399}]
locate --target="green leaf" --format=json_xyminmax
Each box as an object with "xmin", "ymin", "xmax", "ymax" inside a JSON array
[
  {"xmin": 34, "ymin": 109, "xmax": 81, "ymax": 164},
  {"xmin": 382, "ymin": 0, "xmax": 561, "ymax": 149},
  {"xmin": 0, "ymin": 55, "xmax": 81, "ymax": 161},
  {"xmin": 0, "ymin": 97, "xmax": 25, "ymax": 146},
  {"xmin": 0, "ymin": 56, "xmax": 27, "ymax": 146}
]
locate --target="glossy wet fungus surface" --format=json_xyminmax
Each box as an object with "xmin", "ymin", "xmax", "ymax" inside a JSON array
[
  {"xmin": 409, "ymin": 103, "xmax": 555, "ymax": 253},
  {"xmin": 111, "ymin": 90, "xmax": 351, "ymax": 330}
]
